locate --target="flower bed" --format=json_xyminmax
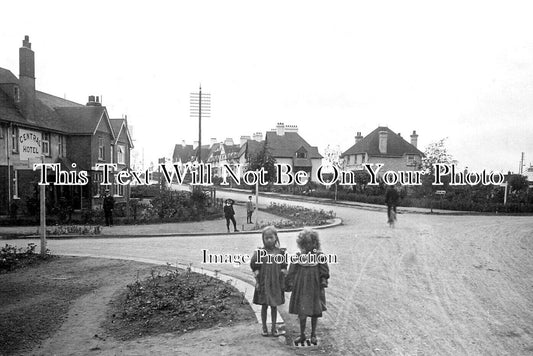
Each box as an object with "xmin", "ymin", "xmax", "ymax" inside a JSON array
[{"xmin": 256, "ymin": 203, "xmax": 336, "ymax": 229}]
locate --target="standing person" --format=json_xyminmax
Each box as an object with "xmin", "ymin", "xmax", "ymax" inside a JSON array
[
  {"xmin": 385, "ymin": 185, "xmax": 400, "ymax": 227},
  {"xmin": 223, "ymin": 199, "xmax": 239, "ymax": 233},
  {"xmin": 286, "ymin": 228, "xmax": 330, "ymax": 346},
  {"xmin": 250, "ymin": 226, "xmax": 287, "ymax": 337},
  {"xmin": 103, "ymin": 189, "xmax": 115, "ymax": 227},
  {"xmin": 246, "ymin": 195, "xmax": 255, "ymax": 224}
]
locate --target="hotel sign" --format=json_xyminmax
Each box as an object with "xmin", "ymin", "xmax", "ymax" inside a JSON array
[{"xmin": 19, "ymin": 128, "xmax": 42, "ymax": 160}]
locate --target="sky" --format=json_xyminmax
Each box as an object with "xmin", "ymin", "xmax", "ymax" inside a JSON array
[{"xmin": 1, "ymin": 0, "xmax": 532, "ymax": 173}]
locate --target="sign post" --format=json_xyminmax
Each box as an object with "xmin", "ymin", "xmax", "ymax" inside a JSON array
[
  {"xmin": 255, "ymin": 172, "xmax": 259, "ymax": 227},
  {"xmin": 40, "ymin": 180, "xmax": 46, "ymax": 256}
]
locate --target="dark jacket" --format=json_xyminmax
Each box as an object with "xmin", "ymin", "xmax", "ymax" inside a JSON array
[
  {"xmin": 103, "ymin": 195, "xmax": 115, "ymax": 211},
  {"xmin": 223, "ymin": 204, "xmax": 235, "ymax": 218},
  {"xmin": 385, "ymin": 188, "xmax": 399, "ymax": 206}
]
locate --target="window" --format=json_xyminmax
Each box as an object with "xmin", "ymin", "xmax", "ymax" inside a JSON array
[
  {"xmin": 14, "ymin": 86, "xmax": 20, "ymax": 103},
  {"xmin": 296, "ymin": 152, "xmax": 307, "ymax": 158},
  {"xmin": 42, "ymin": 132, "xmax": 50, "ymax": 156},
  {"xmin": 0, "ymin": 125, "xmax": 3, "ymax": 139},
  {"xmin": 407, "ymin": 155, "xmax": 415, "ymax": 166},
  {"xmin": 58, "ymin": 135, "xmax": 65, "ymax": 157},
  {"xmin": 11, "ymin": 126, "xmax": 19, "ymax": 153},
  {"xmin": 13, "ymin": 170, "xmax": 19, "ymax": 199},
  {"xmin": 98, "ymin": 137, "xmax": 105, "ymax": 160},
  {"xmin": 117, "ymin": 145, "xmax": 125, "ymax": 164},
  {"xmin": 110, "ymin": 145, "xmax": 114, "ymax": 164},
  {"xmin": 117, "ymin": 183, "xmax": 124, "ymax": 197},
  {"xmin": 356, "ymin": 154, "xmax": 363, "ymax": 165}
]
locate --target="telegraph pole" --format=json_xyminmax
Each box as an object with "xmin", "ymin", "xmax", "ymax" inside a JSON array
[{"xmin": 190, "ymin": 86, "xmax": 211, "ymax": 163}]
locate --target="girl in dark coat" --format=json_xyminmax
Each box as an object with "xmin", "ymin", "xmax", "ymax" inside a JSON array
[
  {"xmin": 250, "ymin": 226, "xmax": 287, "ymax": 336},
  {"xmin": 286, "ymin": 228, "xmax": 330, "ymax": 346}
]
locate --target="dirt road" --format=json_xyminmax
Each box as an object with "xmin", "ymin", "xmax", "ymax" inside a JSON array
[{"xmin": 4, "ymin": 199, "xmax": 533, "ymax": 355}]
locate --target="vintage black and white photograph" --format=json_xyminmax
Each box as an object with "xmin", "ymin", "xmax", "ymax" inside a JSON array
[{"xmin": 1, "ymin": 1, "xmax": 532, "ymax": 355}]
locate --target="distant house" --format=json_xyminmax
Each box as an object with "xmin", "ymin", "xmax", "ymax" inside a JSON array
[
  {"xmin": 264, "ymin": 123, "xmax": 323, "ymax": 183},
  {"xmin": 341, "ymin": 127, "xmax": 423, "ymax": 173},
  {"xmin": 0, "ymin": 36, "xmax": 133, "ymax": 215},
  {"xmin": 237, "ymin": 133, "xmax": 264, "ymax": 169}
]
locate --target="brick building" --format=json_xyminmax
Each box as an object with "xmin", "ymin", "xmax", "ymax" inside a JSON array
[
  {"xmin": 0, "ymin": 36, "xmax": 133, "ymax": 215},
  {"xmin": 341, "ymin": 126, "xmax": 423, "ymax": 173}
]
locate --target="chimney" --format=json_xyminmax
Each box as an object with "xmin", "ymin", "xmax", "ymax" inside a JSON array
[
  {"xmin": 193, "ymin": 141, "xmax": 199, "ymax": 149},
  {"xmin": 86, "ymin": 95, "xmax": 102, "ymax": 106},
  {"xmin": 410, "ymin": 130, "xmax": 418, "ymax": 148},
  {"xmin": 285, "ymin": 124, "xmax": 298, "ymax": 133},
  {"xmin": 253, "ymin": 132, "xmax": 263, "ymax": 142},
  {"xmin": 181, "ymin": 140, "xmax": 186, "ymax": 147},
  {"xmin": 210, "ymin": 138, "xmax": 217, "ymax": 147},
  {"xmin": 19, "ymin": 35, "xmax": 35, "ymax": 120},
  {"xmin": 355, "ymin": 131, "xmax": 363, "ymax": 144},
  {"xmin": 240, "ymin": 135, "xmax": 251, "ymax": 146},
  {"xmin": 224, "ymin": 138, "xmax": 234, "ymax": 146},
  {"xmin": 378, "ymin": 131, "xmax": 388, "ymax": 154},
  {"xmin": 276, "ymin": 122, "xmax": 285, "ymax": 136}
]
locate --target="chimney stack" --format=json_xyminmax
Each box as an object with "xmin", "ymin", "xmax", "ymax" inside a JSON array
[
  {"xmin": 410, "ymin": 130, "xmax": 418, "ymax": 148},
  {"xmin": 224, "ymin": 138, "xmax": 234, "ymax": 146},
  {"xmin": 285, "ymin": 124, "xmax": 298, "ymax": 133},
  {"xmin": 193, "ymin": 141, "xmax": 199, "ymax": 149},
  {"xmin": 86, "ymin": 95, "xmax": 102, "ymax": 106},
  {"xmin": 378, "ymin": 131, "xmax": 388, "ymax": 154},
  {"xmin": 355, "ymin": 131, "xmax": 363, "ymax": 144},
  {"xmin": 276, "ymin": 122, "xmax": 285, "ymax": 136},
  {"xmin": 19, "ymin": 35, "xmax": 36, "ymax": 120},
  {"xmin": 210, "ymin": 138, "xmax": 217, "ymax": 147},
  {"xmin": 253, "ymin": 132, "xmax": 263, "ymax": 142},
  {"xmin": 182, "ymin": 140, "xmax": 186, "ymax": 147}
]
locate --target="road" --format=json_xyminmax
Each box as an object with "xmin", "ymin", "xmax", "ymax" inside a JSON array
[{"xmin": 5, "ymin": 190, "xmax": 533, "ymax": 355}]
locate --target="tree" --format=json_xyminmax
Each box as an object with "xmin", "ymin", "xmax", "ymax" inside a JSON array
[
  {"xmin": 508, "ymin": 174, "xmax": 528, "ymax": 193},
  {"xmin": 419, "ymin": 138, "xmax": 455, "ymax": 174},
  {"xmin": 247, "ymin": 142, "xmax": 277, "ymax": 184},
  {"xmin": 416, "ymin": 138, "xmax": 456, "ymax": 199}
]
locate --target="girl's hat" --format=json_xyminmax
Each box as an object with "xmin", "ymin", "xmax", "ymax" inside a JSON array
[{"xmin": 225, "ymin": 199, "xmax": 234, "ymax": 204}]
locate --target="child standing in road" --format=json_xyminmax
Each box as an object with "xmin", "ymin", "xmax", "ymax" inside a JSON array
[
  {"xmin": 250, "ymin": 226, "xmax": 287, "ymax": 336},
  {"xmin": 286, "ymin": 228, "xmax": 330, "ymax": 346}
]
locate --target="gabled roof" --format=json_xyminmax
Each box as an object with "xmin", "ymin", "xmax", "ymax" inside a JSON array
[
  {"xmin": 110, "ymin": 118, "xmax": 134, "ymax": 148},
  {"xmin": 342, "ymin": 126, "xmax": 424, "ymax": 157},
  {"xmin": 238, "ymin": 139, "xmax": 264, "ymax": 160},
  {"xmin": 173, "ymin": 144, "xmax": 195, "ymax": 163},
  {"xmin": 54, "ymin": 106, "xmax": 111, "ymax": 135},
  {"xmin": 194, "ymin": 145, "xmax": 211, "ymax": 162},
  {"xmin": 265, "ymin": 131, "xmax": 322, "ymax": 159}
]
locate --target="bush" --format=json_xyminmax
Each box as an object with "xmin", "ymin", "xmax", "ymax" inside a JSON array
[{"xmin": 0, "ymin": 243, "xmax": 50, "ymax": 272}]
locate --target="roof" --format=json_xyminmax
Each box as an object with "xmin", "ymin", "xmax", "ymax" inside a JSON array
[
  {"xmin": 173, "ymin": 144, "xmax": 195, "ymax": 163},
  {"xmin": 0, "ymin": 68, "xmax": 19, "ymax": 84},
  {"xmin": 194, "ymin": 145, "xmax": 211, "ymax": 162},
  {"xmin": 238, "ymin": 139, "xmax": 264, "ymax": 159},
  {"xmin": 0, "ymin": 89, "xmax": 25, "ymax": 123},
  {"xmin": 0, "ymin": 67, "xmax": 116, "ymax": 136},
  {"xmin": 110, "ymin": 118, "xmax": 134, "ymax": 148},
  {"xmin": 265, "ymin": 131, "xmax": 322, "ymax": 159},
  {"xmin": 341, "ymin": 126, "xmax": 424, "ymax": 157},
  {"xmin": 54, "ymin": 106, "xmax": 109, "ymax": 135},
  {"xmin": 172, "ymin": 144, "xmax": 212, "ymax": 163}
]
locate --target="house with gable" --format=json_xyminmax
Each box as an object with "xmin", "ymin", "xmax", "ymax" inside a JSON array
[
  {"xmin": 341, "ymin": 126, "xmax": 424, "ymax": 173},
  {"xmin": 265, "ymin": 123, "xmax": 323, "ymax": 183},
  {"xmin": 0, "ymin": 36, "xmax": 133, "ymax": 215}
]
